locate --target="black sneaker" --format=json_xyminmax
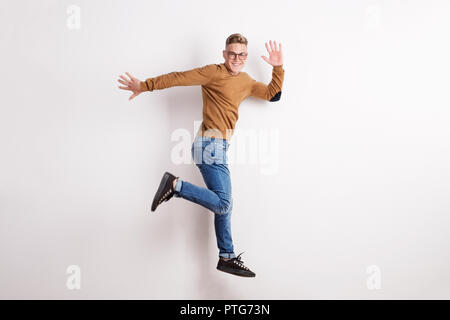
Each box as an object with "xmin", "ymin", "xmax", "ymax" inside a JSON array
[
  {"xmin": 151, "ymin": 171, "xmax": 178, "ymax": 212},
  {"xmin": 217, "ymin": 252, "xmax": 256, "ymax": 277}
]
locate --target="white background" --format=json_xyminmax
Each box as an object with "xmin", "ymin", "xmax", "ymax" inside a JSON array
[{"xmin": 1, "ymin": 0, "xmax": 449, "ymax": 299}]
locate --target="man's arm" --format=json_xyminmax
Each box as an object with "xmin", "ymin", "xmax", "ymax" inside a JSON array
[
  {"xmin": 139, "ymin": 64, "xmax": 218, "ymax": 92},
  {"xmin": 249, "ymin": 65, "xmax": 285, "ymax": 102}
]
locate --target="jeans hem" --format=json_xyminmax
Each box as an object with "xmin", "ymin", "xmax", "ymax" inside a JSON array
[
  {"xmin": 174, "ymin": 178, "xmax": 182, "ymax": 197},
  {"xmin": 219, "ymin": 252, "xmax": 236, "ymax": 259}
]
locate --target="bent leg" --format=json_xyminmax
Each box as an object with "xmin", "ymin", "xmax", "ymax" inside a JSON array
[
  {"xmin": 174, "ymin": 178, "xmax": 224, "ymax": 214},
  {"xmin": 173, "ymin": 137, "xmax": 235, "ymax": 258},
  {"xmin": 174, "ymin": 163, "xmax": 232, "ymax": 214}
]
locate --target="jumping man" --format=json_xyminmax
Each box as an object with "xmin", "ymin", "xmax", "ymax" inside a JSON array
[{"xmin": 117, "ymin": 33, "xmax": 284, "ymax": 277}]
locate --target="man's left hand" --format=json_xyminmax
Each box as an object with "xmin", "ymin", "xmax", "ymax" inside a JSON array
[{"xmin": 261, "ymin": 40, "xmax": 283, "ymax": 67}]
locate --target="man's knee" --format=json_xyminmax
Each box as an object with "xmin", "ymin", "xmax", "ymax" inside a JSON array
[{"xmin": 216, "ymin": 197, "xmax": 233, "ymax": 215}]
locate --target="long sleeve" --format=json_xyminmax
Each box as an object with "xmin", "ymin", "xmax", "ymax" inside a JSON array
[
  {"xmin": 140, "ymin": 64, "xmax": 218, "ymax": 92},
  {"xmin": 249, "ymin": 65, "xmax": 285, "ymax": 101}
]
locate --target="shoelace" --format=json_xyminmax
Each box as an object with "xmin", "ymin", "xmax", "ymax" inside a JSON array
[
  {"xmin": 231, "ymin": 252, "xmax": 249, "ymax": 270},
  {"xmin": 158, "ymin": 187, "xmax": 174, "ymax": 204}
]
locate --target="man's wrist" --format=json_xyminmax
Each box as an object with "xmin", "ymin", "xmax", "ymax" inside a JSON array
[
  {"xmin": 140, "ymin": 81, "xmax": 150, "ymax": 92},
  {"xmin": 273, "ymin": 64, "xmax": 284, "ymax": 70}
]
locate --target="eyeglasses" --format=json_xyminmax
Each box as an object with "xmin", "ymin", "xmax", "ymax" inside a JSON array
[{"xmin": 226, "ymin": 51, "xmax": 248, "ymax": 60}]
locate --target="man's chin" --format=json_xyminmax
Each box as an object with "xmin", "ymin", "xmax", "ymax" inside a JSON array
[{"xmin": 225, "ymin": 63, "xmax": 244, "ymax": 73}]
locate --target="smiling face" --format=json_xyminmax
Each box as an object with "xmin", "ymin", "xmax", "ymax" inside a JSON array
[{"xmin": 222, "ymin": 42, "xmax": 248, "ymax": 76}]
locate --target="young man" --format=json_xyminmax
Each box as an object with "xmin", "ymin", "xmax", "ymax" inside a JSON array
[{"xmin": 118, "ymin": 33, "xmax": 284, "ymax": 277}]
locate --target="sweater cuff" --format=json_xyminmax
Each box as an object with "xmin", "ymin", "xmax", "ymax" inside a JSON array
[
  {"xmin": 273, "ymin": 65, "xmax": 284, "ymax": 71},
  {"xmin": 140, "ymin": 81, "xmax": 150, "ymax": 92}
]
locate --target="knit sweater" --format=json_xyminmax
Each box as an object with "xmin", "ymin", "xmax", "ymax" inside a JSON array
[{"xmin": 140, "ymin": 63, "xmax": 285, "ymax": 141}]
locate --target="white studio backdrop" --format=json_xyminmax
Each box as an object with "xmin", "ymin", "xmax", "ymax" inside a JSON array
[{"xmin": 1, "ymin": 0, "xmax": 449, "ymax": 299}]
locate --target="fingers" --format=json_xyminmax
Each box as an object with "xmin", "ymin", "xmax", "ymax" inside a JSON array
[
  {"xmin": 265, "ymin": 40, "xmax": 281, "ymax": 53},
  {"xmin": 119, "ymin": 72, "xmax": 136, "ymax": 85},
  {"xmin": 119, "ymin": 75, "xmax": 130, "ymax": 84},
  {"xmin": 271, "ymin": 40, "xmax": 280, "ymax": 51},
  {"xmin": 265, "ymin": 42, "xmax": 271, "ymax": 53},
  {"xmin": 118, "ymin": 73, "xmax": 139, "ymax": 98},
  {"xmin": 125, "ymin": 72, "xmax": 136, "ymax": 81},
  {"xmin": 261, "ymin": 56, "xmax": 269, "ymax": 64},
  {"xmin": 118, "ymin": 77, "xmax": 131, "ymax": 90},
  {"xmin": 117, "ymin": 79, "xmax": 128, "ymax": 86}
]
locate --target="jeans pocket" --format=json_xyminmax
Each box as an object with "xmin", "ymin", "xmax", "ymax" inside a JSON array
[
  {"xmin": 212, "ymin": 142, "xmax": 227, "ymax": 165},
  {"xmin": 192, "ymin": 138, "xmax": 228, "ymax": 165},
  {"xmin": 203, "ymin": 141, "xmax": 217, "ymax": 164}
]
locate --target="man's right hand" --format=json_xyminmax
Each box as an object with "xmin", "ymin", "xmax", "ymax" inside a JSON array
[{"xmin": 117, "ymin": 72, "xmax": 143, "ymax": 100}]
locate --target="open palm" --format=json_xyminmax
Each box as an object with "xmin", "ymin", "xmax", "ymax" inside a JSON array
[
  {"xmin": 261, "ymin": 40, "xmax": 283, "ymax": 67},
  {"xmin": 117, "ymin": 72, "xmax": 142, "ymax": 100}
]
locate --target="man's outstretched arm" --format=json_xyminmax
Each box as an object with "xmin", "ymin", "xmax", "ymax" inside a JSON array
[
  {"xmin": 249, "ymin": 40, "xmax": 285, "ymax": 102},
  {"xmin": 117, "ymin": 64, "xmax": 217, "ymax": 100}
]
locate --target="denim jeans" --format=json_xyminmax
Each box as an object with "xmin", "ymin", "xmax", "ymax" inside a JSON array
[{"xmin": 173, "ymin": 136, "xmax": 236, "ymax": 259}]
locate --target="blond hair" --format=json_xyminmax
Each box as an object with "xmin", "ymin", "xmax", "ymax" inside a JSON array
[{"xmin": 225, "ymin": 33, "xmax": 248, "ymax": 47}]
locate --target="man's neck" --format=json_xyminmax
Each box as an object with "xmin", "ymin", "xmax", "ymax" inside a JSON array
[{"xmin": 223, "ymin": 63, "xmax": 239, "ymax": 76}]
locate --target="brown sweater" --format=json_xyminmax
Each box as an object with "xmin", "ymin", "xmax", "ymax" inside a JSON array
[{"xmin": 140, "ymin": 63, "xmax": 285, "ymax": 141}]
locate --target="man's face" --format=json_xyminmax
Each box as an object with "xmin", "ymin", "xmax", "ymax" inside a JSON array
[{"xmin": 222, "ymin": 43, "xmax": 248, "ymax": 75}]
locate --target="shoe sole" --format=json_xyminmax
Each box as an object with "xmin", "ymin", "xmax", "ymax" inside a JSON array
[
  {"xmin": 151, "ymin": 172, "xmax": 171, "ymax": 212},
  {"xmin": 217, "ymin": 266, "xmax": 256, "ymax": 278}
]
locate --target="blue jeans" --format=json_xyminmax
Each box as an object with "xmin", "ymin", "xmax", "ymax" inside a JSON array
[{"xmin": 173, "ymin": 136, "xmax": 236, "ymax": 259}]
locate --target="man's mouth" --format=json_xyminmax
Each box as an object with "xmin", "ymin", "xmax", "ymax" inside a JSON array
[{"xmin": 232, "ymin": 63, "xmax": 241, "ymax": 67}]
